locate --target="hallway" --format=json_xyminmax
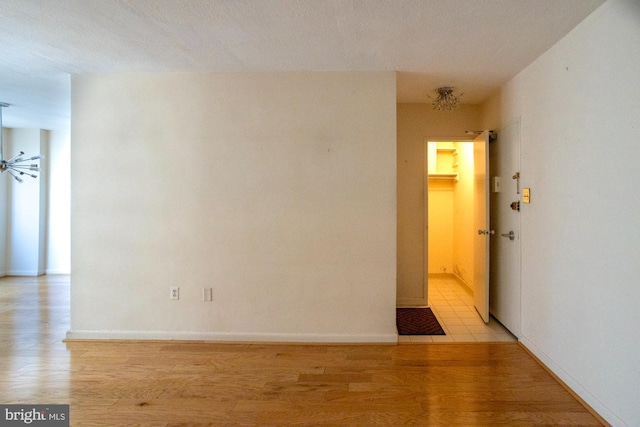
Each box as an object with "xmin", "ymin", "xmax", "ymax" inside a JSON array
[{"xmin": 398, "ymin": 275, "xmax": 517, "ymax": 343}]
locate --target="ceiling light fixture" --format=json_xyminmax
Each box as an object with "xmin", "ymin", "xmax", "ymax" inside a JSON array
[
  {"xmin": 430, "ymin": 87, "xmax": 463, "ymax": 111},
  {"xmin": 0, "ymin": 103, "xmax": 43, "ymax": 183}
]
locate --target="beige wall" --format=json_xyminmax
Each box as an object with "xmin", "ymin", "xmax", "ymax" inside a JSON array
[
  {"xmin": 427, "ymin": 179, "xmax": 454, "ymax": 273},
  {"xmin": 427, "ymin": 141, "xmax": 456, "ymax": 275},
  {"xmin": 397, "ymin": 104, "xmax": 480, "ymax": 305},
  {"xmin": 70, "ymin": 71, "xmax": 398, "ymax": 343}
]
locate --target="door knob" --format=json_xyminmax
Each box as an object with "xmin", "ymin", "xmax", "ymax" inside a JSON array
[{"xmin": 501, "ymin": 231, "xmax": 515, "ymax": 241}]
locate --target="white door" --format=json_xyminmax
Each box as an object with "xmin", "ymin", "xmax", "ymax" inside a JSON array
[
  {"xmin": 473, "ymin": 131, "xmax": 491, "ymax": 322},
  {"xmin": 490, "ymin": 121, "xmax": 521, "ymax": 336}
]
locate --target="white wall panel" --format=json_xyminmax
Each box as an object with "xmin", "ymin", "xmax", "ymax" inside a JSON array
[
  {"xmin": 482, "ymin": 1, "xmax": 639, "ymax": 424},
  {"xmin": 70, "ymin": 72, "xmax": 397, "ymax": 343}
]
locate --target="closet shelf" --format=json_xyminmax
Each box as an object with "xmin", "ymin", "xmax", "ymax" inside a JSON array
[{"xmin": 428, "ymin": 173, "xmax": 458, "ymax": 181}]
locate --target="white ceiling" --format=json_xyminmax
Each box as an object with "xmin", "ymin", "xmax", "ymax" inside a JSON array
[{"xmin": 0, "ymin": 0, "xmax": 605, "ymax": 130}]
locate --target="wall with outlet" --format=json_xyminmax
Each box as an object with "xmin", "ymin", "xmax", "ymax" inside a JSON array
[{"xmin": 69, "ymin": 71, "xmax": 397, "ymax": 342}]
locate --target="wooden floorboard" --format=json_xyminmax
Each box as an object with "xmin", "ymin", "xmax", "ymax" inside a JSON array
[{"xmin": 0, "ymin": 275, "xmax": 605, "ymax": 426}]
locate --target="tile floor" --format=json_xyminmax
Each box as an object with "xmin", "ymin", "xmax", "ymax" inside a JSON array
[{"xmin": 398, "ymin": 275, "xmax": 517, "ymax": 343}]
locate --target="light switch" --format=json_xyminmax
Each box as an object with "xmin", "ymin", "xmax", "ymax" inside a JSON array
[
  {"xmin": 493, "ymin": 176, "xmax": 502, "ymax": 193},
  {"xmin": 523, "ymin": 188, "xmax": 531, "ymax": 203}
]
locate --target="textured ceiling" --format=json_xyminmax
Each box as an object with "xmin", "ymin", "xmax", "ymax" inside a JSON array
[{"xmin": 0, "ymin": 0, "xmax": 605, "ymax": 129}]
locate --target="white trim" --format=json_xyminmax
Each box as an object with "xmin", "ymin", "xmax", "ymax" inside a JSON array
[
  {"xmin": 519, "ymin": 336, "xmax": 622, "ymax": 426},
  {"xmin": 66, "ymin": 330, "xmax": 399, "ymax": 344},
  {"xmin": 46, "ymin": 269, "xmax": 71, "ymax": 275},
  {"xmin": 6, "ymin": 270, "xmax": 45, "ymax": 276},
  {"xmin": 397, "ymin": 297, "xmax": 428, "ymax": 307}
]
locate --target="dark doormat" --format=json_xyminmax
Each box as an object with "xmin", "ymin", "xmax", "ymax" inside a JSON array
[{"xmin": 396, "ymin": 307, "xmax": 446, "ymax": 335}]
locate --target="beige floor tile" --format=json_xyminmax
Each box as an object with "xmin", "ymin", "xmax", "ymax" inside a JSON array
[
  {"xmin": 445, "ymin": 325, "xmax": 471, "ymax": 334},
  {"xmin": 425, "ymin": 276, "xmax": 515, "ymax": 342},
  {"xmin": 403, "ymin": 276, "xmax": 516, "ymax": 343},
  {"xmin": 437, "ymin": 316, "xmax": 465, "ymax": 326},
  {"xmin": 436, "ymin": 312, "xmax": 460, "ymax": 321},
  {"xmin": 465, "ymin": 324, "xmax": 494, "ymax": 334},
  {"xmin": 456, "ymin": 311, "xmax": 480, "ymax": 319},
  {"xmin": 452, "ymin": 333, "xmax": 476, "ymax": 342},
  {"xmin": 461, "ymin": 316, "xmax": 486, "ymax": 326}
]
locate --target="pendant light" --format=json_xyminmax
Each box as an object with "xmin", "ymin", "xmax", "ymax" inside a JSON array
[{"xmin": 429, "ymin": 87, "xmax": 463, "ymax": 111}]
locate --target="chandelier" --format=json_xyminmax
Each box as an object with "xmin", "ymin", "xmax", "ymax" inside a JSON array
[
  {"xmin": 0, "ymin": 103, "xmax": 42, "ymax": 183},
  {"xmin": 430, "ymin": 87, "xmax": 463, "ymax": 111}
]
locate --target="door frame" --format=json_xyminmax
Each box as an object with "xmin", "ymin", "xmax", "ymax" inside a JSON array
[
  {"xmin": 489, "ymin": 120, "xmax": 522, "ymax": 336},
  {"xmin": 473, "ymin": 131, "xmax": 493, "ymax": 322}
]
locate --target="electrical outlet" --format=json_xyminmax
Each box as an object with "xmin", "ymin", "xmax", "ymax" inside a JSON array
[
  {"xmin": 170, "ymin": 287, "xmax": 179, "ymax": 300},
  {"xmin": 203, "ymin": 288, "xmax": 212, "ymax": 302}
]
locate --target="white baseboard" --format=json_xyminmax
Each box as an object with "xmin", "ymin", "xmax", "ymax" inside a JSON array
[
  {"xmin": 6, "ymin": 270, "xmax": 45, "ymax": 276},
  {"xmin": 427, "ymin": 272, "xmax": 473, "ymax": 295},
  {"xmin": 46, "ymin": 269, "xmax": 70, "ymax": 275},
  {"xmin": 519, "ymin": 336, "xmax": 621, "ymax": 426},
  {"xmin": 397, "ymin": 297, "xmax": 428, "ymax": 307},
  {"xmin": 66, "ymin": 330, "xmax": 399, "ymax": 344}
]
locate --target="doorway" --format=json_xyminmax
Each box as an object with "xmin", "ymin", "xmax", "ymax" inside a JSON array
[
  {"xmin": 397, "ymin": 134, "xmax": 518, "ymax": 342},
  {"xmin": 426, "ymin": 140, "xmax": 475, "ymax": 290},
  {"xmin": 421, "ymin": 138, "xmax": 515, "ymax": 341}
]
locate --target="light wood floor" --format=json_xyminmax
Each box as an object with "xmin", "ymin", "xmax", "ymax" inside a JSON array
[{"xmin": 0, "ymin": 275, "xmax": 604, "ymax": 426}]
